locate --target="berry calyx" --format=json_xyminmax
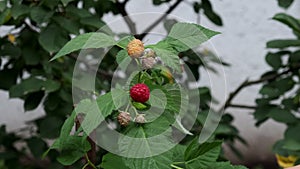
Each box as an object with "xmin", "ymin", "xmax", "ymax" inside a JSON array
[
  {"xmin": 140, "ymin": 49, "xmax": 157, "ymax": 69},
  {"xmin": 117, "ymin": 111, "xmax": 131, "ymax": 126},
  {"xmin": 130, "ymin": 83, "xmax": 150, "ymax": 103},
  {"xmin": 127, "ymin": 39, "xmax": 144, "ymax": 58},
  {"xmin": 134, "ymin": 114, "xmax": 146, "ymax": 124}
]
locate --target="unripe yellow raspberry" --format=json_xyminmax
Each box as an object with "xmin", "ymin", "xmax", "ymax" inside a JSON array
[{"xmin": 127, "ymin": 39, "xmax": 144, "ymax": 58}]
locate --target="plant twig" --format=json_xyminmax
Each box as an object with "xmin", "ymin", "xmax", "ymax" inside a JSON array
[
  {"xmin": 138, "ymin": 0, "xmax": 183, "ymax": 40},
  {"xmin": 219, "ymin": 64, "xmax": 300, "ymax": 113},
  {"xmin": 227, "ymin": 104, "xmax": 257, "ymax": 109},
  {"xmin": 116, "ymin": 0, "xmax": 137, "ymax": 34}
]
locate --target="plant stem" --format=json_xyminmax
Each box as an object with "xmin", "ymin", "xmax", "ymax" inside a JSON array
[
  {"xmin": 82, "ymin": 163, "xmax": 89, "ymax": 169},
  {"xmin": 219, "ymin": 64, "xmax": 300, "ymax": 113},
  {"xmin": 138, "ymin": 0, "xmax": 183, "ymax": 40},
  {"xmin": 116, "ymin": 0, "xmax": 137, "ymax": 34},
  {"xmin": 84, "ymin": 154, "xmax": 97, "ymax": 169},
  {"xmin": 171, "ymin": 164, "xmax": 184, "ymax": 169}
]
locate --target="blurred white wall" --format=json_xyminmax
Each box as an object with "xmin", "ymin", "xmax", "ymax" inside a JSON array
[{"xmin": 0, "ymin": 0, "xmax": 299, "ymax": 165}]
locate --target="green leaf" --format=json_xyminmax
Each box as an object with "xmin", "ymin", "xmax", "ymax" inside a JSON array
[
  {"xmin": 0, "ymin": 0, "xmax": 6, "ymax": 12},
  {"xmin": 267, "ymin": 39, "xmax": 300, "ymax": 48},
  {"xmin": 41, "ymin": 0, "xmax": 60, "ymax": 10},
  {"xmin": 205, "ymin": 162, "xmax": 248, "ymax": 169},
  {"xmin": 26, "ymin": 137, "xmax": 47, "ymax": 158},
  {"xmin": 11, "ymin": 4, "xmax": 30, "ymax": 19},
  {"xmin": 273, "ymin": 13, "xmax": 300, "ymax": 34},
  {"xmin": 30, "ymin": 6, "xmax": 54, "ymax": 24},
  {"xmin": 163, "ymin": 19, "xmax": 177, "ymax": 33},
  {"xmin": 38, "ymin": 116, "xmax": 64, "ymax": 138},
  {"xmin": 56, "ymin": 136, "xmax": 91, "ymax": 165},
  {"xmin": 61, "ymin": 0, "xmax": 75, "ymax": 6},
  {"xmin": 22, "ymin": 47, "xmax": 40, "ymax": 65},
  {"xmin": 9, "ymin": 77, "xmax": 43, "ymax": 98},
  {"xmin": 65, "ymin": 5, "xmax": 92, "ymax": 18},
  {"xmin": 259, "ymin": 77, "xmax": 295, "ymax": 99},
  {"xmin": 167, "ymin": 22, "xmax": 220, "ymax": 51},
  {"xmin": 184, "ymin": 140, "xmax": 222, "ymax": 169},
  {"xmin": 116, "ymin": 49, "xmax": 131, "ymax": 70},
  {"xmin": 50, "ymin": 32, "xmax": 116, "ymax": 61},
  {"xmin": 267, "ymin": 107, "xmax": 297, "ymax": 124},
  {"xmin": 1, "ymin": 43, "xmax": 22, "ymax": 58},
  {"xmin": 119, "ymin": 116, "xmax": 175, "ymax": 168},
  {"xmin": 75, "ymin": 89, "xmax": 127, "ymax": 135},
  {"xmin": 202, "ymin": 0, "xmax": 223, "ymax": 26},
  {"xmin": 100, "ymin": 153, "xmax": 130, "ymax": 169},
  {"xmin": 149, "ymin": 42, "xmax": 181, "ymax": 72},
  {"xmin": 24, "ymin": 91, "xmax": 44, "ymax": 111},
  {"xmin": 39, "ymin": 24, "xmax": 69, "ymax": 53},
  {"xmin": 9, "ymin": 77, "xmax": 61, "ymax": 98},
  {"xmin": 79, "ymin": 16, "xmax": 104, "ymax": 28},
  {"xmin": 265, "ymin": 52, "xmax": 283, "ymax": 70},
  {"xmin": 0, "ymin": 68, "xmax": 17, "ymax": 90},
  {"xmin": 42, "ymin": 79, "xmax": 61, "ymax": 92},
  {"xmin": 117, "ymin": 35, "xmax": 135, "ymax": 49},
  {"xmin": 277, "ymin": 0, "xmax": 294, "ymax": 9},
  {"xmin": 0, "ymin": 8, "xmax": 11, "ymax": 25},
  {"xmin": 124, "ymin": 151, "xmax": 173, "ymax": 169},
  {"xmin": 164, "ymin": 84, "xmax": 188, "ymax": 115},
  {"xmin": 52, "ymin": 16, "xmax": 80, "ymax": 35}
]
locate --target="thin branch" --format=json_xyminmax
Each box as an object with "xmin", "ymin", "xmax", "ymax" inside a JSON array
[
  {"xmin": 116, "ymin": 0, "xmax": 137, "ymax": 34},
  {"xmin": 219, "ymin": 64, "xmax": 300, "ymax": 113},
  {"xmin": 138, "ymin": 0, "xmax": 183, "ymax": 40},
  {"xmin": 227, "ymin": 104, "xmax": 257, "ymax": 109}
]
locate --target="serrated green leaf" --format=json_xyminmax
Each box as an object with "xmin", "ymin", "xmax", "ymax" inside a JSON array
[
  {"xmin": 39, "ymin": 24, "xmax": 69, "ymax": 53},
  {"xmin": 167, "ymin": 22, "xmax": 220, "ymax": 51},
  {"xmin": 117, "ymin": 35, "xmax": 135, "ymax": 49},
  {"xmin": 150, "ymin": 43, "xmax": 181, "ymax": 72},
  {"xmin": 205, "ymin": 162, "xmax": 248, "ymax": 169},
  {"xmin": 50, "ymin": 32, "xmax": 116, "ymax": 61},
  {"xmin": 116, "ymin": 49, "xmax": 131, "ymax": 70},
  {"xmin": 119, "ymin": 116, "xmax": 175, "ymax": 163},
  {"xmin": 267, "ymin": 39, "xmax": 300, "ymax": 48},
  {"xmin": 56, "ymin": 136, "xmax": 91, "ymax": 165},
  {"xmin": 75, "ymin": 89, "xmax": 127, "ymax": 135},
  {"xmin": 184, "ymin": 140, "xmax": 222, "ymax": 169},
  {"xmin": 100, "ymin": 153, "xmax": 130, "ymax": 169}
]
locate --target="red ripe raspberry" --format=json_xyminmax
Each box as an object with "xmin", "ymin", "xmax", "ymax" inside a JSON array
[{"xmin": 130, "ymin": 83, "xmax": 150, "ymax": 103}]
